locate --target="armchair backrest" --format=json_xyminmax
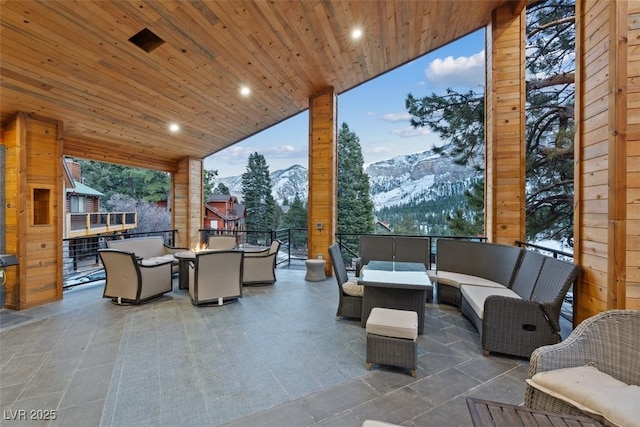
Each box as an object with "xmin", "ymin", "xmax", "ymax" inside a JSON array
[
  {"xmin": 269, "ymin": 240, "xmax": 281, "ymax": 255},
  {"xmin": 328, "ymin": 243, "xmax": 348, "ymax": 286},
  {"xmin": 394, "ymin": 237, "xmax": 429, "ymax": 266},
  {"xmin": 358, "ymin": 235, "xmax": 393, "ymax": 266},
  {"xmin": 191, "ymin": 250, "xmax": 243, "ymax": 304},
  {"xmin": 98, "ymin": 249, "xmax": 141, "ymax": 301},
  {"xmin": 107, "ymin": 236, "xmax": 166, "ymax": 258},
  {"xmin": 207, "ymin": 235, "xmax": 237, "ymax": 250}
]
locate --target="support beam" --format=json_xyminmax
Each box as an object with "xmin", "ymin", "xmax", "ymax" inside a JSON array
[
  {"xmin": 173, "ymin": 157, "xmax": 203, "ymax": 250},
  {"xmin": 308, "ymin": 87, "xmax": 337, "ymax": 275},
  {"xmin": 574, "ymin": 0, "xmax": 635, "ymax": 323},
  {"xmin": 485, "ymin": 4, "xmax": 527, "ymax": 245}
]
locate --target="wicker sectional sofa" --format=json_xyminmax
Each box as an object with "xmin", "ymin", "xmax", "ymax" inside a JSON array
[{"xmin": 431, "ymin": 239, "xmax": 579, "ymax": 358}]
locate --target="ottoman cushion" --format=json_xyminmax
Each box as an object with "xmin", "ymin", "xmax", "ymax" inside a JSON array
[{"xmin": 366, "ymin": 307, "xmax": 418, "ymax": 340}]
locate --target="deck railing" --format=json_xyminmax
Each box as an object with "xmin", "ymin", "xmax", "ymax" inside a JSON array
[{"xmin": 65, "ymin": 211, "xmax": 137, "ymax": 238}]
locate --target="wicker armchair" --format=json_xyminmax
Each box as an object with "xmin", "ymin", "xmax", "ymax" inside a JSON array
[
  {"xmin": 525, "ymin": 309, "xmax": 640, "ymax": 424},
  {"xmin": 98, "ymin": 249, "xmax": 173, "ymax": 305},
  {"xmin": 242, "ymin": 240, "xmax": 280, "ymax": 285},
  {"xmin": 328, "ymin": 243, "xmax": 363, "ymax": 320}
]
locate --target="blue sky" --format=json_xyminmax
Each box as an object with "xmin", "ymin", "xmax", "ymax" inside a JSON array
[{"xmin": 205, "ymin": 29, "xmax": 485, "ymax": 177}]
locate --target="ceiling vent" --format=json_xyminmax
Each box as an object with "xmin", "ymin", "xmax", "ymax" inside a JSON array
[{"xmin": 129, "ymin": 28, "xmax": 165, "ymax": 53}]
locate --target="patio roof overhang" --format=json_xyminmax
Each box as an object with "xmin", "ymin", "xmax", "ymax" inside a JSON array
[{"xmin": 0, "ymin": 0, "xmax": 522, "ymax": 172}]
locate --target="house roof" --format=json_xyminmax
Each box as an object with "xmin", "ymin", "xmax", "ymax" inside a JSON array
[
  {"xmin": 0, "ymin": 0, "xmax": 519, "ymax": 172},
  {"xmin": 66, "ymin": 182, "xmax": 105, "ymax": 197}
]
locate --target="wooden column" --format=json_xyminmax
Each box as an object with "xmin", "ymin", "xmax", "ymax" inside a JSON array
[
  {"xmin": 173, "ymin": 157, "xmax": 203, "ymax": 250},
  {"xmin": 2, "ymin": 113, "xmax": 63, "ymax": 309},
  {"xmin": 574, "ymin": 0, "xmax": 637, "ymax": 323},
  {"xmin": 485, "ymin": 4, "xmax": 527, "ymax": 245},
  {"xmin": 308, "ymin": 87, "xmax": 337, "ymax": 275}
]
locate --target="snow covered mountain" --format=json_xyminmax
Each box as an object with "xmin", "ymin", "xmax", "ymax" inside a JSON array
[{"xmin": 214, "ymin": 150, "xmax": 477, "ymax": 209}]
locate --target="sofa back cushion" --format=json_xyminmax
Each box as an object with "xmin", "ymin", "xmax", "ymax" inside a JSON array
[
  {"xmin": 510, "ymin": 250, "xmax": 545, "ymax": 299},
  {"xmin": 359, "ymin": 235, "xmax": 393, "ymax": 266},
  {"xmin": 107, "ymin": 236, "xmax": 165, "ymax": 259},
  {"xmin": 436, "ymin": 239, "xmax": 523, "ymax": 286},
  {"xmin": 395, "ymin": 237, "xmax": 429, "ymax": 267}
]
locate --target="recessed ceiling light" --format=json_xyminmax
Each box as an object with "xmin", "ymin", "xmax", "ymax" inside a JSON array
[
  {"xmin": 168, "ymin": 123, "xmax": 180, "ymax": 132},
  {"xmin": 351, "ymin": 28, "xmax": 363, "ymax": 39},
  {"xmin": 240, "ymin": 86, "xmax": 251, "ymax": 96}
]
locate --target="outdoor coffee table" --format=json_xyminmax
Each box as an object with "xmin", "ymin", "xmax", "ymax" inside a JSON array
[
  {"xmin": 466, "ymin": 397, "xmax": 603, "ymax": 427},
  {"xmin": 359, "ymin": 260, "xmax": 432, "ymax": 334}
]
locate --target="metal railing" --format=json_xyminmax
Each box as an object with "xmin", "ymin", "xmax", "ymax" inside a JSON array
[{"xmin": 63, "ymin": 229, "xmax": 178, "ymax": 288}]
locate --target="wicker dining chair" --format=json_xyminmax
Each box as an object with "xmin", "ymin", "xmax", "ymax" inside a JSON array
[{"xmin": 329, "ymin": 243, "xmax": 363, "ymax": 320}]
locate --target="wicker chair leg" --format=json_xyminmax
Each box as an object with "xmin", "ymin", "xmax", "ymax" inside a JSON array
[{"xmin": 366, "ymin": 362, "xmax": 372, "ymax": 370}]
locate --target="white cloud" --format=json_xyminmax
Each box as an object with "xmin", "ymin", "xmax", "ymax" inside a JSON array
[
  {"xmin": 382, "ymin": 112, "xmax": 412, "ymax": 122},
  {"xmin": 425, "ymin": 50, "xmax": 485, "ymax": 88},
  {"xmin": 391, "ymin": 127, "xmax": 431, "ymax": 138}
]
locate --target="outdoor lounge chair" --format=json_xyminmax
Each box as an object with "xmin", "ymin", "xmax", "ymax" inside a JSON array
[
  {"xmin": 98, "ymin": 248, "xmax": 173, "ymax": 305},
  {"xmin": 189, "ymin": 250, "xmax": 243, "ymax": 306},
  {"xmin": 206, "ymin": 235, "xmax": 237, "ymax": 250},
  {"xmin": 329, "ymin": 243, "xmax": 363, "ymax": 320},
  {"xmin": 242, "ymin": 240, "xmax": 281, "ymax": 285}
]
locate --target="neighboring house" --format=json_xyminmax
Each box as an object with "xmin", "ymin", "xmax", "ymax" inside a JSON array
[
  {"xmin": 203, "ymin": 194, "xmax": 246, "ymax": 230},
  {"xmin": 63, "ymin": 159, "xmax": 137, "ymax": 239},
  {"xmin": 374, "ymin": 221, "xmax": 392, "ymax": 234}
]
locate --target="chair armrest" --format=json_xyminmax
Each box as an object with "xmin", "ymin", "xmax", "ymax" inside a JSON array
[
  {"xmin": 484, "ymin": 295, "xmax": 557, "ymax": 333},
  {"xmin": 244, "ymin": 248, "xmax": 270, "ymax": 258},
  {"xmin": 163, "ymin": 244, "xmax": 188, "ymax": 255},
  {"xmin": 355, "ymin": 257, "xmax": 363, "ymax": 276}
]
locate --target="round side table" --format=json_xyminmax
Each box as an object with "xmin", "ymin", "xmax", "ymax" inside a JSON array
[{"xmin": 305, "ymin": 259, "xmax": 326, "ymax": 281}]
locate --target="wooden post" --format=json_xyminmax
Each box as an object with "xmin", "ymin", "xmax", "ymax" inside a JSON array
[
  {"xmin": 308, "ymin": 87, "xmax": 337, "ymax": 276},
  {"xmin": 485, "ymin": 4, "xmax": 527, "ymax": 246}
]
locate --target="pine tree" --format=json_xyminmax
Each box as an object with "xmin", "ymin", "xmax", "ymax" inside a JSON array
[
  {"xmin": 283, "ymin": 193, "xmax": 308, "ymax": 248},
  {"xmin": 405, "ymin": 0, "xmax": 575, "ymax": 243},
  {"xmin": 241, "ymin": 152, "xmax": 277, "ymax": 232},
  {"xmin": 337, "ymin": 122, "xmax": 374, "ymax": 254}
]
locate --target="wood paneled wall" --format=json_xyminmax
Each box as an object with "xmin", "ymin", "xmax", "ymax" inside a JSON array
[
  {"xmin": 308, "ymin": 88, "xmax": 337, "ymax": 275},
  {"xmin": 173, "ymin": 157, "xmax": 202, "ymax": 250},
  {"xmin": 574, "ymin": 0, "xmax": 638, "ymax": 323},
  {"xmin": 628, "ymin": 1, "xmax": 640, "ymax": 310},
  {"xmin": 2, "ymin": 113, "xmax": 63, "ymax": 309},
  {"xmin": 485, "ymin": 4, "xmax": 526, "ymax": 245}
]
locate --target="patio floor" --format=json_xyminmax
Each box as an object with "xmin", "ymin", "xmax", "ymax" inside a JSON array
[{"xmin": 0, "ymin": 266, "xmax": 570, "ymax": 426}]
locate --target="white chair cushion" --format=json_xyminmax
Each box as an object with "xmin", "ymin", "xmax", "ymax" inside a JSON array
[
  {"xmin": 460, "ymin": 285, "xmax": 521, "ymax": 319},
  {"xmin": 342, "ymin": 279, "xmax": 364, "ymax": 297},
  {"xmin": 433, "ymin": 271, "xmax": 506, "ymax": 289},
  {"xmin": 527, "ymin": 365, "xmax": 640, "ymax": 427},
  {"xmin": 366, "ymin": 307, "xmax": 417, "ymax": 340}
]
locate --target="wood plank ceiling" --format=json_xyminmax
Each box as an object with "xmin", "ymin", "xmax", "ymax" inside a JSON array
[{"xmin": 1, "ymin": 0, "xmax": 513, "ymax": 172}]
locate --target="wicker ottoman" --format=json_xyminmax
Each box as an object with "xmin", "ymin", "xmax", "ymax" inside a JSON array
[{"xmin": 365, "ymin": 307, "xmax": 418, "ymax": 377}]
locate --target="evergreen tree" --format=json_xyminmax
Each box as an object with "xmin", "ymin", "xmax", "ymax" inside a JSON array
[
  {"xmin": 283, "ymin": 193, "xmax": 308, "ymax": 248},
  {"xmin": 76, "ymin": 159, "xmax": 170, "ymax": 203},
  {"xmin": 337, "ymin": 122, "xmax": 374, "ymax": 254},
  {"xmin": 241, "ymin": 152, "xmax": 277, "ymax": 232},
  {"xmin": 405, "ymin": 0, "xmax": 575, "ymax": 243},
  {"xmin": 203, "ymin": 169, "xmax": 218, "ymax": 199},
  {"xmin": 393, "ymin": 213, "xmax": 421, "ymax": 235},
  {"xmin": 213, "ymin": 182, "xmax": 230, "ymax": 195}
]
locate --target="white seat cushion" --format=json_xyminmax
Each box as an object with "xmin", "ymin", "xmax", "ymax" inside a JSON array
[
  {"xmin": 460, "ymin": 285, "xmax": 521, "ymax": 319},
  {"xmin": 366, "ymin": 307, "xmax": 417, "ymax": 340},
  {"xmin": 527, "ymin": 365, "xmax": 640, "ymax": 427},
  {"xmin": 433, "ymin": 271, "xmax": 506, "ymax": 289},
  {"xmin": 342, "ymin": 279, "xmax": 364, "ymax": 297}
]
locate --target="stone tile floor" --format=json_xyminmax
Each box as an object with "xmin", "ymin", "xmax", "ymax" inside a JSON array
[{"xmin": 0, "ymin": 268, "xmax": 569, "ymax": 426}]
